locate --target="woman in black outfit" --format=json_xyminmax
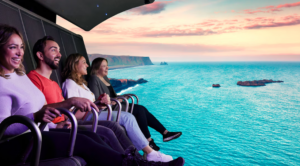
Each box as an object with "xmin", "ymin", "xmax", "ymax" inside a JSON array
[{"xmin": 88, "ymin": 58, "xmax": 182, "ymax": 151}]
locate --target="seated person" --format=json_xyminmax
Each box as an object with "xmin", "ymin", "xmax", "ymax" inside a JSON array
[
  {"xmin": 89, "ymin": 57, "xmax": 182, "ymax": 149},
  {"xmin": 0, "ymin": 24, "xmax": 186, "ymax": 166},
  {"xmin": 28, "ymin": 36, "xmax": 175, "ymax": 162},
  {"xmin": 26, "ymin": 36, "xmax": 132, "ymax": 154},
  {"xmin": 61, "ymin": 53, "xmax": 175, "ymax": 161}
]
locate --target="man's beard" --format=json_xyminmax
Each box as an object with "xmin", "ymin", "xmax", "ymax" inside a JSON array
[{"xmin": 44, "ymin": 56, "xmax": 59, "ymax": 70}]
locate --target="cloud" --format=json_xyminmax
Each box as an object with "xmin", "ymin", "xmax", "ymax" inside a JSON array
[
  {"xmin": 86, "ymin": 41, "xmax": 243, "ymax": 54},
  {"xmin": 138, "ymin": 28, "xmax": 218, "ymax": 37},
  {"xmin": 243, "ymin": 9, "xmax": 265, "ymax": 14},
  {"xmin": 68, "ymin": 13, "xmax": 300, "ymax": 38},
  {"xmin": 86, "ymin": 41, "xmax": 300, "ymax": 61},
  {"xmin": 127, "ymin": 1, "xmax": 176, "ymax": 15},
  {"xmin": 276, "ymin": 2, "xmax": 300, "ymax": 8},
  {"xmin": 244, "ymin": 15, "xmax": 300, "ymax": 29},
  {"xmin": 243, "ymin": 1, "xmax": 300, "ymax": 14}
]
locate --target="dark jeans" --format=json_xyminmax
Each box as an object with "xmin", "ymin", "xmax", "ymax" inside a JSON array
[
  {"xmin": 78, "ymin": 120, "xmax": 135, "ymax": 153},
  {"xmin": 77, "ymin": 124, "xmax": 124, "ymax": 153},
  {"xmin": 130, "ymin": 104, "xmax": 166, "ymax": 139},
  {"xmin": 0, "ymin": 130, "xmax": 123, "ymax": 166}
]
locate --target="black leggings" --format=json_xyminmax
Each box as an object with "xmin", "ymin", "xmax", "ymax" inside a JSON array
[
  {"xmin": 130, "ymin": 104, "xmax": 166, "ymax": 139},
  {"xmin": 0, "ymin": 130, "xmax": 123, "ymax": 166}
]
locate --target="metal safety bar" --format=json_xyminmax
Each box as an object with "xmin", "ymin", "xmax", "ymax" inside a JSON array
[
  {"xmin": 110, "ymin": 98, "xmax": 122, "ymax": 123},
  {"xmin": 0, "ymin": 115, "xmax": 42, "ymax": 166},
  {"xmin": 122, "ymin": 95, "xmax": 134, "ymax": 114},
  {"xmin": 115, "ymin": 96, "xmax": 129, "ymax": 112},
  {"xmin": 94, "ymin": 101, "xmax": 113, "ymax": 121},
  {"xmin": 122, "ymin": 94, "xmax": 139, "ymax": 105}
]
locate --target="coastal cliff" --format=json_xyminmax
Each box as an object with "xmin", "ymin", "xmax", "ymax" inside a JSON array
[
  {"xmin": 89, "ymin": 54, "xmax": 154, "ymax": 67},
  {"xmin": 109, "ymin": 78, "xmax": 148, "ymax": 93}
]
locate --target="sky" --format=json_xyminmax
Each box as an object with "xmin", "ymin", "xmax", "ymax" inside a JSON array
[{"xmin": 57, "ymin": 0, "xmax": 300, "ymax": 62}]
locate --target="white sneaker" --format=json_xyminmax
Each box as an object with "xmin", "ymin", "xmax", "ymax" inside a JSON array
[{"xmin": 146, "ymin": 150, "xmax": 173, "ymax": 162}]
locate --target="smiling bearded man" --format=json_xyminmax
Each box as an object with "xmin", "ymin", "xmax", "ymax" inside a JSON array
[{"xmin": 27, "ymin": 36, "xmax": 65, "ymax": 123}]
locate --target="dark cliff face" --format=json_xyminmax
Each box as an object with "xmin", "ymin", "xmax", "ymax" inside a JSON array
[{"xmin": 89, "ymin": 54, "xmax": 154, "ymax": 66}]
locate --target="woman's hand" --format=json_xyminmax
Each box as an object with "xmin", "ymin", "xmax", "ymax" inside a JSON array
[
  {"xmin": 56, "ymin": 121, "xmax": 72, "ymax": 129},
  {"xmin": 100, "ymin": 93, "xmax": 111, "ymax": 105},
  {"xmin": 68, "ymin": 97, "xmax": 99, "ymax": 112},
  {"xmin": 34, "ymin": 107, "xmax": 61, "ymax": 123},
  {"xmin": 111, "ymin": 98, "xmax": 123, "ymax": 105}
]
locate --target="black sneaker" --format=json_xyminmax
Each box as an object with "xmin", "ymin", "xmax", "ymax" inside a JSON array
[
  {"xmin": 163, "ymin": 132, "xmax": 182, "ymax": 142},
  {"xmin": 123, "ymin": 155, "xmax": 185, "ymax": 166},
  {"xmin": 168, "ymin": 157, "xmax": 185, "ymax": 166},
  {"xmin": 149, "ymin": 139, "xmax": 160, "ymax": 151}
]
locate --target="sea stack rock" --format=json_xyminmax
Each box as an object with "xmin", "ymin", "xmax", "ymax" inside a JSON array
[
  {"xmin": 237, "ymin": 79, "xmax": 283, "ymax": 86},
  {"xmin": 212, "ymin": 84, "xmax": 220, "ymax": 88},
  {"xmin": 109, "ymin": 78, "xmax": 148, "ymax": 92}
]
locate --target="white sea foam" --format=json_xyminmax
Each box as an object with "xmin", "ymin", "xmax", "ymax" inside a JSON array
[{"xmin": 117, "ymin": 84, "xmax": 139, "ymax": 95}]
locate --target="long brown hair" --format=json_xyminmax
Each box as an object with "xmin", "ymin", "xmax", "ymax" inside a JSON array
[
  {"xmin": 90, "ymin": 57, "xmax": 108, "ymax": 75},
  {"xmin": 61, "ymin": 53, "xmax": 87, "ymax": 85},
  {"xmin": 0, "ymin": 24, "xmax": 25, "ymax": 79}
]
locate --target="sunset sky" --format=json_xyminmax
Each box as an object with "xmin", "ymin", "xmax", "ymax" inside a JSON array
[{"xmin": 57, "ymin": 0, "xmax": 300, "ymax": 62}]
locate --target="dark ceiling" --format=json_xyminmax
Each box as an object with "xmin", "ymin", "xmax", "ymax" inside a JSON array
[{"xmin": 10, "ymin": 0, "xmax": 154, "ymax": 31}]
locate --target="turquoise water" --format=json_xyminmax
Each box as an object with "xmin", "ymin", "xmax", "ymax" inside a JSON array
[{"xmin": 109, "ymin": 62, "xmax": 300, "ymax": 166}]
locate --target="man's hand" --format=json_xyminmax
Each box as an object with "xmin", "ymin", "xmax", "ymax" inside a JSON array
[
  {"xmin": 56, "ymin": 121, "xmax": 72, "ymax": 129},
  {"xmin": 68, "ymin": 97, "xmax": 99, "ymax": 112},
  {"xmin": 34, "ymin": 107, "xmax": 61, "ymax": 123}
]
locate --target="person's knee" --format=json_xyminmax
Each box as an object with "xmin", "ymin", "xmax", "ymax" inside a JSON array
[
  {"xmin": 136, "ymin": 105, "xmax": 148, "ymax": 113},
  {"xmin": 120, "ymin": 112, "xmax": 136, "ymax": 124}
]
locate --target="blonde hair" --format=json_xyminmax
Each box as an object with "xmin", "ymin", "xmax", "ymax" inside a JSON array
[
  {"xmin": 0, "ymin": 24, "xmax": 25, "ymax": 79},
  {"xmin": 61, "ymin": 53, "xmax": 87, "ymax": 85}
]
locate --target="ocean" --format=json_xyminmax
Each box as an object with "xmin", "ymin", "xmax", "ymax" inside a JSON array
[{"xmin": 108, "ymin": 62, "xmax": 300, "ymax": 166}]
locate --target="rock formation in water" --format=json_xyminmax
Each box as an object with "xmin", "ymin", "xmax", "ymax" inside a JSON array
[
  {"xmin": 109, "ymin": 78, "xmax": 148, "ymax": 92},
  {"xmin": 160, "ymin": 62, "xmax": 168, "ymax": 65},
  {"xmin": 89, "ymin": 54, "xmax": 153, "ymax": 66},
  {"xmin": 212, "ymin": 84, "xmax": 220, "ymax": 87},
  {"xmin": 237, "ymin": 79, "xmax": 283, "ymax": 86}
]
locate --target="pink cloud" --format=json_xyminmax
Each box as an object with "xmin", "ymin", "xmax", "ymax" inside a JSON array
[
  {"xmin": 213, "ymin": 27, "xmax": 221, "ymax": 29},
  {"xmin": 68, "ymin": 13, "xmax": 300, "ymax": 38},
  {"xmin": 243, "ymin": 9, "xmax": 264, "ymax": 14},
  {"xmin": 198, "ymin": 22, "xmax": 215, "ymax": 27},
  {"xmin": 138, "ymin": 28, "xmax": 218, "ymax": 37},
  {"xmin": 243, "ymin": 2, "xmax": 300, "ymax": 14},
  {"xmin": 128, "ymin": 1, "xmax": 177, "ymax": 15},
  {"xmin": 276, "ymin": 2, "xmax": 300, "ymax": 8},
  {"xmin": 244, "ymin": 15, "xmax": 300, "ymax": 29},
  {"xmin": 85, "ymin": 41, "xmax": 243, "ymax": 54},
  {"xmin": 109, "ymin": 17, "xmax": 131, "ymax": 22}
]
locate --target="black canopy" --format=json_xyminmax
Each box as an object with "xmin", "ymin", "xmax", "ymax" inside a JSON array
[{"xmin": 9, "ymin": 0, "xmax": 154, "ymax": 31}]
